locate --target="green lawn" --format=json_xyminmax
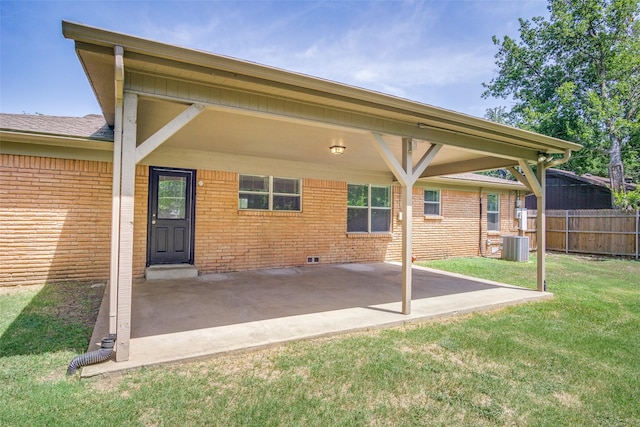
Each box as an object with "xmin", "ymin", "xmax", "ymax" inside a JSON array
[{"xmin": 1, "ymin": 254, "xmax": 638, "ymax": 426}]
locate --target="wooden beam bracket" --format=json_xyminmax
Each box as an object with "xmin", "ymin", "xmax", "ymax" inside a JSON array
[{"xmin": 135, "ymin": 103, "xmax": 205, "ymax": 164}]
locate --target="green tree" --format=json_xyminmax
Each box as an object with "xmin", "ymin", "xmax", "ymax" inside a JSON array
[
  {"xmin": 614, "ymin": 187, "xmax": 640, "ymax": 210},
  {"xmin": 482, "ymin": 0, "xmax": 640, "ymax": 193}
]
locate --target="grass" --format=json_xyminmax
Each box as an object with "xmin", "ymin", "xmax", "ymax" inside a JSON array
[{"xmin": 0, "ymin": 254, "xmax": 638, "ymax": 426}]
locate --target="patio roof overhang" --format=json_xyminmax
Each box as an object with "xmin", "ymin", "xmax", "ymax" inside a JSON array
[
  {"xmin": 62, "ymin": 20, "xmax": 580, "ymax": 183},
  {"xmin": 61, "ymin": 20, "xmax": 580, "ymax": 363}
]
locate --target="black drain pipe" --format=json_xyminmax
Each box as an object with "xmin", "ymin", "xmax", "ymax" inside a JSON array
[{"xmin": 67, "ymin": 334, "xmax": 116, "ymax": 375}]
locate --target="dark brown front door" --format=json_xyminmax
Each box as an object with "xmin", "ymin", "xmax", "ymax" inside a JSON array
[{"xmin": 147, "ymin": 167, "xmax": 196, "ymax": 265}]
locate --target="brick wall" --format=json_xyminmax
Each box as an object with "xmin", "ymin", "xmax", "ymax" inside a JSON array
[
  {"xmin": 385, "ymin": 187, "xmax": 519, "ymax": 261},
  {"xmin": 1, "ymin": 155, "xmax": 113, "ymax": 285},
  {"xmin": 194, "ymin": 173, "xmax": 391, "ymax": 273},
  {"xmin": 0, "ymin": 155, "xmax": 148, "ymax": 286},
  {"xmin": 133, "ymin": 166, "xmax": 149, "ymax": 278},
  {"xmin": 1, "ymin": 154, "xmax": 519, "ymax": 286}
]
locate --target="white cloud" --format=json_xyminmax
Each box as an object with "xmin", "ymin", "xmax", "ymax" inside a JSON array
[{"xmin": 92, "ymin": 1, "xmax": 546, "ymax": 115}]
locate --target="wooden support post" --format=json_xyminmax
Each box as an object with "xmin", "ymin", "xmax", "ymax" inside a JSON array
[
  {"xmin": 536, "ymin": 163, "xmax": 546, "ymax": 292},
  {"xmin": 370, "ymin": 133, "xmax": 441, "ymax": 314},
  {"xmin": 115, "ymin": 93, "xmax": 138, "ymax": 361},
  {"xmin": 109, "ymin": 45, "xmax": 124, "ymax": 336},
  {"xmin": 401, "ymin": 138, "xmax": 413, "ymax": 314}
]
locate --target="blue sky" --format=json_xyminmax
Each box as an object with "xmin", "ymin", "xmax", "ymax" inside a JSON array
[{"xmin": 0, "ymin": 0, "xmax": 549, "ymax": 119}]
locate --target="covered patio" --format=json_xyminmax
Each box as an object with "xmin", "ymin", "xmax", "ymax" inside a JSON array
[
  {"xmin": 83, "ymin": 262, "xmax": 551, "ymax": 377},
  {"xmin": 60, "ymin": 21, "xmax": 579, "ymax": 368}
]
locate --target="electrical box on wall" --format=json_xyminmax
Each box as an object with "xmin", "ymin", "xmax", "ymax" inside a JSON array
[{"xmin": 515, "ymin": 208, "xmax": 528, "ymax": 231}]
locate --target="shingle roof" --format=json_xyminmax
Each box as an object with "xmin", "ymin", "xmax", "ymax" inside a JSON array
[
  {"xmin": 0, "ymin": 113, "xmax": 113, "ymax": 141},
  {"xmin": 547, "ymin": 168, "xmax": 636, "ymax": 191}
]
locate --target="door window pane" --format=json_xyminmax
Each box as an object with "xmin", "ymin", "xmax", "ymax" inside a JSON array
[{"xmin": 158, "ymin": 176, "xmax": 186, "ymax": 219}]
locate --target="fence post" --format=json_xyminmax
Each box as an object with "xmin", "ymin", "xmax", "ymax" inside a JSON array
[
  {"xmin": 565, "ymin": 210, "xmax": 569, "ymax": 254},
  {"xmin": 636, "ymin": 209, "xmax": 640, "ymax": 261}
]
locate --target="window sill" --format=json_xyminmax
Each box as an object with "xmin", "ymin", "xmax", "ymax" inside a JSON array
[
  {"xmin": 424, "ymin": 215, "xmax": 444, "ymax": 221},
  {"xmin": 238, "ymin": 210, "xmax": 303, "ymax": 217},
  {"xmin": 487, "ymin": 230, "xmax": 501, "ymax": 235},
  {"xmin": 347, "ymin": 232, "xmax": 392, "ymax": 239}
]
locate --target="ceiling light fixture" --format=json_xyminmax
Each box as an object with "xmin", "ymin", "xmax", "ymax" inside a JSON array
[{"xmin": 329, "ymin": 145, "xmax": 346, "ymax": 155}]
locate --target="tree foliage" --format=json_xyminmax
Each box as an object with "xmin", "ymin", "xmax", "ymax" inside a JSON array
[
  {"xmin": 483, "ymin": 0, "xmax": 640, "ymax": 190},
  {"xmin": 614, "ymin": 187, "xmax": 640, "ymax": 210}
]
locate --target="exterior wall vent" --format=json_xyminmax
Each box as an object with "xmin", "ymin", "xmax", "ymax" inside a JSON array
[{"xmin": 306, "ymin": 256, "xmax": 320, "ymax": 264}]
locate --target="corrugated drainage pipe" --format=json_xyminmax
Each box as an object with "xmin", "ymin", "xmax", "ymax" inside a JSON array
[{"xmin": 67, "ymin": 334, "xmax": 116, "ymax": 375}]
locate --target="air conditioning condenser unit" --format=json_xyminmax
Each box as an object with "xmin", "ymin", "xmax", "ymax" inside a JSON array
[{"xmin": 501, "ymin": 236, "xmax": 529, "ymax": 262}]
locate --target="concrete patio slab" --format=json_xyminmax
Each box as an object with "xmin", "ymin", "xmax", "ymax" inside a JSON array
[{"xmin": 82, "ymin": 262, "xmax": 552, "ymax": 377}]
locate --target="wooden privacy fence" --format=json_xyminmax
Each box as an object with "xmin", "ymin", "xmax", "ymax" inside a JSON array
[{"xmin": 526, "ymin": 209, "xmax": 640, "ymax": 259}]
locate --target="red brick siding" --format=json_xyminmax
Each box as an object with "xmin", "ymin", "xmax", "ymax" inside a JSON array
[
  {"xmin": 133, "ymin": 166, "xmax": 149, "ymax": 278},
  {"xmin": 1, "ymin": 155, "xmax": 113, "ymax": 285},
  {"xmin": 1, "ymin": 154, "xmax": 519, "ymax": 286},
  {"xmin": 194, "ymin": 173, "xmax": 390, "ymax": 273},
  {"xmin": 1, "ymin": 155, "xmax": 148, "ymax": 286},
  {"xmin": 385, "ymin": 187, "xmax": 520, "ymax": 261}
]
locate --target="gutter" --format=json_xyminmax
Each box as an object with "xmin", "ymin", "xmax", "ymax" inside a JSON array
[{"xmin": 0, "ymin": 130, "xmax": 114, "ymax": 149}]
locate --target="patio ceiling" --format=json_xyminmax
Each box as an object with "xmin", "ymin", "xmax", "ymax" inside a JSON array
[{"xmin": 135, "ymin": 97, "xmax": 487, "ymax": 182}]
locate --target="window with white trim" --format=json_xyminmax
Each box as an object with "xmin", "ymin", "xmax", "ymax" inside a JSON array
[
  {"xmin": 347, "ymin": 184, "xmax": 391, "ymax": 233},
  {"xmin": 238, "ymin": 175, "xmax": 301, "ymax": 211},
  {"xmin": 424, "ymin": 189, "xmax": 440, "ymax": 216},
  {"xmin": 487, "ymin": 193, "xmax": 500, "ymax": 231}
]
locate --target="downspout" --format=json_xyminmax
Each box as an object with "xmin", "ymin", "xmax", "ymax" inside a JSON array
[{"xmin": 546, "ymin": 149, "xmax": 572, "ymax": 168}]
